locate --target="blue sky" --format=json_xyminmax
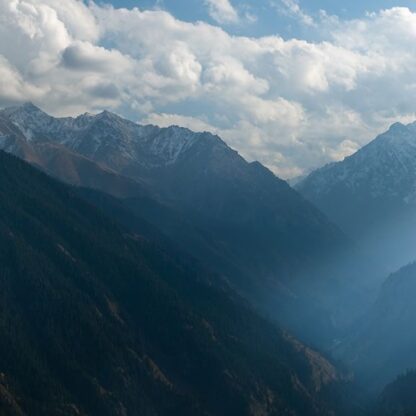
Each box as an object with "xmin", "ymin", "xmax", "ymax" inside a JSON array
[{"xmin": 102, "ymin": 0, "xmax": 415, "ymax": 38}]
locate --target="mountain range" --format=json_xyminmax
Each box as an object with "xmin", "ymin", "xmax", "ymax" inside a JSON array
[
  {"xmin": 2, "ymin": 101, "xmax": 416, "ymax": 414},
  {"xmin": 0, "ymin": 103, "xmax": 376, "ymax": 346}
]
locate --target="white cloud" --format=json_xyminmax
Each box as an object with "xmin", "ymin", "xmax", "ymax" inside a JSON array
[
  {"xmin": 61, "ymin": 41, "xmax": 132, "ymax": 73},
  {"xmin": 272, "ymin": 0, "xmax": 315, "ymax": 27},
  {"xmin": 1, "ymin": 1, "xmax": 416, "ymax": 177},
  {"xmin": 204, "ymin": 0, "xmax": 239, "ymax": 24},
  {"xmin": 0, "ymin": 55, "xmax": 43, "ymax": 104},
  {"xmin": 327, "ymin": 139, "xmax": 360, "ymax": 162}
]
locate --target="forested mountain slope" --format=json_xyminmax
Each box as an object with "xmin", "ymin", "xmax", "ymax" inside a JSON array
[
  {"xmin": 0, "ymin": 151, "xmax": 357, "ymax": 416},
  {"xmin": 335, "ymin": 262, "xmax": 416, "ymax": 392}
]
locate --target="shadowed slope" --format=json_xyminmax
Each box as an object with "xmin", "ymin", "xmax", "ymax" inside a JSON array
[{"xmin": 0, "ymin": 151, "xmax": 357, "ymax": 416}]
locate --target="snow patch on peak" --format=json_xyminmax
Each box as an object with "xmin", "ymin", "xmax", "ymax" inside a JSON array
[
  {"xmin": 2, "ymin": 102, "xmax": 53, "ymax": 134},
  {"xmin": 148, "ymin": 127, "xmax": 199, "ymax": 164},
  {"xmin": 97, "ymin": 110, "xmax": 114, "ymax": 119},
  {"xmin": 80, "ymin": 112, "xmax": 95, "ymax": 118},
  {"xmin": 3, "ymin": 102, "xmax": 46, "ymax": 118},
  {"xmin": 371, "ymin": 122, "xmax": 416, "ymax": 152}
]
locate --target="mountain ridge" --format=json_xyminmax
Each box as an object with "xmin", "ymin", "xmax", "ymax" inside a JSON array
[{"xmin": 297, "ymin": 120, "xmax": 416, "ymax": 273}]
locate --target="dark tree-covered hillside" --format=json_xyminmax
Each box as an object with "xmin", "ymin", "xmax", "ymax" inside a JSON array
[{"xmin": 0, "ymin": 151, "xmax": 357, "ymax": 415}]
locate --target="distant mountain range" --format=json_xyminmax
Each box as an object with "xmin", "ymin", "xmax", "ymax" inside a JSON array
[
  {"xmin": 0, "ymin": 149, "xmax": 361, "ymax": 416},
  {"xmin": 0, "ymin": 103, "xmax": 376, "ymax": 345},
  {"xmin": 297, "ymin": 122, "xmax": 416, "ymax": 274}
]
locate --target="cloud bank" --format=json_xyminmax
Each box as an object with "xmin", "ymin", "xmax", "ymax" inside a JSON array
[{"xmin": 1, "ymin": 0, "xmax": 416, "ymax": 177}]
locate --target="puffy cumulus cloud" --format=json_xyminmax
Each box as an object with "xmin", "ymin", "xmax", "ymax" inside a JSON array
[
  {"xmin": 0, "ymin": 0, "xmax": 105, "ymax": 113},
  {"xmin": 204, "ymin": 0, "xmax": 239, "ymax": 24},
  {"xmin": 329, "ymin": 7, "xmax": 416, "ymax": 53},
  {"xmin": 61, "ymin": 41, "xmax": 131, "ymax": 73},
  {"xmin": 0, "ymin": 55, "xmax": 43, "ymax": 104},
  {"xmin": 202, "ymin": 56, "xmax": 269, "ymax": 96},
  {"xmin": 40, "ymin": 0, "xmax": 99, "ymax": 41},
  {"xmin": 2, "ymin": 1, "xmax": 416, "ymax": 177}
]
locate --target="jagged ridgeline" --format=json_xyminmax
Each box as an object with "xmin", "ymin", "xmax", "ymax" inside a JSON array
[{"xmin": 0, "ymin": 151, "xmax": 360, "ymax": 415}]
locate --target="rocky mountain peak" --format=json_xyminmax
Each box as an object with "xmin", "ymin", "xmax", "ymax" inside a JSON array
[
  {"xmin": 2, "ymin": 102, "xmax": 46, "ymax": 118},
  {"xmin": 298, "ymin": 120, "xmax": 416, "ymax": 200},
  {"xmin": 0, "ymin": 104, "xmax": 230, "ymax": 170},
  {"xmin": 296, "ymin": 119, "xmax": 416, "ymax": 272}
]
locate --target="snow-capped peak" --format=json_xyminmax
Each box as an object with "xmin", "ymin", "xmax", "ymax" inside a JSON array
[
  {"xmin": 298, "ymin": 120, "xmax": 416, "ymax": 203},
  {"xmin": 1, "ymin": 102, "xmax": 52, "ymax": 135},
  {"xmin": 2, "ymin": 102, "xmax": 46, "ymax": 118},
  {"xmin": 0, "ymin": 104, "xmax": 225, "ymax": 169}
]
